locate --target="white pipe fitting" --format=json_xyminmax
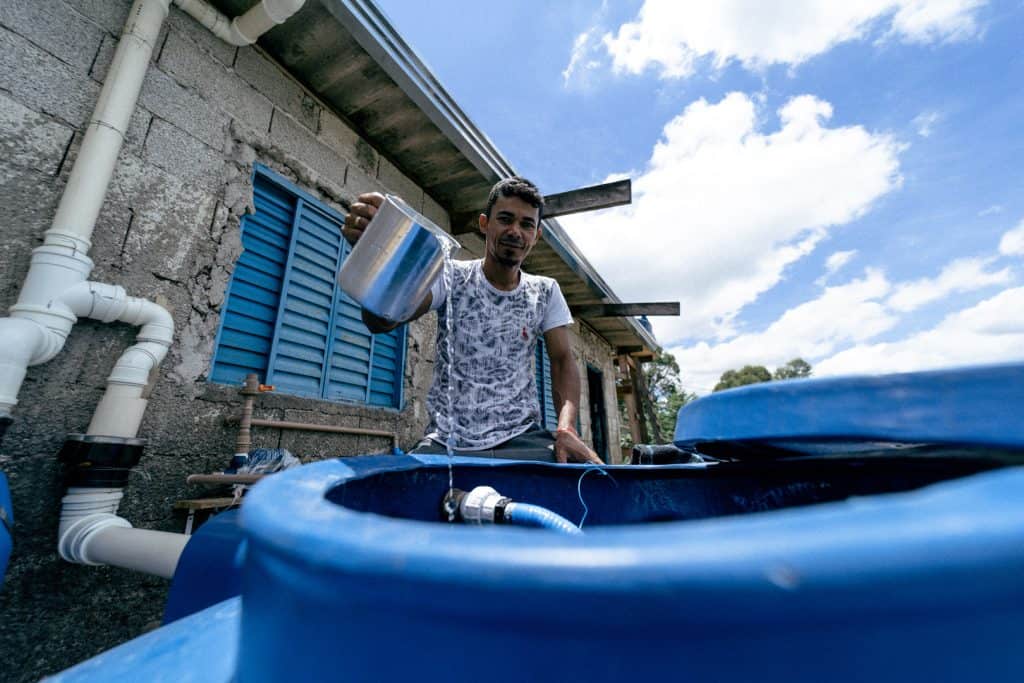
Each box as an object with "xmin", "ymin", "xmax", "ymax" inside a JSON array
[
  {"xmin": 71, "ymin": 289, "xmax": 174, "ymax": 438},
  {"xmin": 59, "ymin": 488, "xmax": 188, "ymax": 578},
  {"xmin": 174, "ymin": 0, "xmax": 305, "ymax": 46},
  {"xmin": 459, "ymin": 486, "xmax": 511, "ymax": 525},
  {"xmin": 0, "ymin": 318, "xmax": 48, "ymax": 414}
]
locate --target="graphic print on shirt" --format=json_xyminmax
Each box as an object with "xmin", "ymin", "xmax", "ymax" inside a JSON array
[{"xmin": 426, "ymin": 259, "xmax": 569, "ymax": 450}]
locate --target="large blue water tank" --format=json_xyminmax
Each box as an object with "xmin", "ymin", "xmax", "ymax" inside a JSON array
[
  {"xmin": 51, "ymin": 454, "xmax": 1024, "ymax": 682},
  {"xmin": 52, "ymin": 363, "xmax": 1024, "ymax": 681}
]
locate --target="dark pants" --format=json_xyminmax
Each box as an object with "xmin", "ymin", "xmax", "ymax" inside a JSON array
[{"xmin": 410, "ymin": 425, "xmax": 556, "ymax": 462}]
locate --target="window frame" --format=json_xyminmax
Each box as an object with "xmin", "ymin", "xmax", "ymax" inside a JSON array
[{"xmin": 208, "ymin": 164, "xmax": 407, "ymax": 410}]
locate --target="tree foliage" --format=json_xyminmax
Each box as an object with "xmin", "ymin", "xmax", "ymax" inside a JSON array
[
  {"xmin": 642, "ymin": 350, "xmax": 697, "ymax": 441},
  {"xmin": 713, "ymin": 364, "xmax": 772, "ymax": 392},
  {"xmin": 773, "ymin": 358, "xmax": 812, "ymax": 380},
  {"xmin": 713, "ymin": 358, "xmax": 813, "ymax": 392}
]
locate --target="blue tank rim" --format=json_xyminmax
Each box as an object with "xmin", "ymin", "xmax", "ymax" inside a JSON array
[
  {"xmin": 240, "ymin": 453, "xmax": 1024, "ymax": 607},
  {"xmin": 675, "ymin": 361, "xmax": 1024, "ymax": 450}
]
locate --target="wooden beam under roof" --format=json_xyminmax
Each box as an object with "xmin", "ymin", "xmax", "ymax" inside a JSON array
[
  {"xmin": 542, "ymin": 179, "xmax": 632, "ymax": 219},
  {"xmin": 570, "ymin": 302, "xmax": 680, "ymax": 318},
  {"xmin": 450, "ymin": 178, "xmax": 632, "ymax": 234}
]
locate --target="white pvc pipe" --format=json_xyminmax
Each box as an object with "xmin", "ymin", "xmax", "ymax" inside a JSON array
[
  {"xmin": 59, "ymin": 488, "xmax": 188, "ymax": 578},
  {"xmin": 84, "ymin": 526, "xmax": 189, "ymax": 579},
  {"xmin": 47, "ymin": 0, "xmax": 169, "ymax": 253},
  {"xmin": 174, "ymin": 0, "xmax": 305, "ymax": 46}
]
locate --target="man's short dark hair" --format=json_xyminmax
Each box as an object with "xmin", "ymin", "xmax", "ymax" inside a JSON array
[{"xmin": 484, "ymin": 176, "xmax": 544, "ymax": 219}]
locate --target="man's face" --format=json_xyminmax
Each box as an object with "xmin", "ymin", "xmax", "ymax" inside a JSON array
[{"xmin": 479, "ymin": 195, "xmax": 541, "ymax": 268}]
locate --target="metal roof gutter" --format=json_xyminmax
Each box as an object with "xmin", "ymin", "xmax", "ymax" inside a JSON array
[{"xmin": 322, "ymin": 0, "xmax": 659, "ymax": 352}]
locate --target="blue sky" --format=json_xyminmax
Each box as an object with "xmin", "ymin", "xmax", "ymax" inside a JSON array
[{"xmin": 379, "ymin": 0, "xmax": 1024, "ymax": 393}]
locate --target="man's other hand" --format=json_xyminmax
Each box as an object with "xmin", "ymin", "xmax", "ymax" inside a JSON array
[
  {"xmin": 554, "ymin": 428, "xmax": 603, "ymax": 465},
  {"xmin": 342, "ymin": 192, "xmax": 385, "ymax": 246}
]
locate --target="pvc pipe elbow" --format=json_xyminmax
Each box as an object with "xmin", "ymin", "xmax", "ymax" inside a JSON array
[
  {"xmin": 231, "ymin": 0, "xmax": 305, "ymax": 44},
  {"xmin": 58, "ymin": 513, "xmax": 133, "ymax": 565},
  {"xmin": 121, "ymin": 297, "xmax": 174, "ymax": 346},
  {"xmin": 0, "ymin": 317, "xmax": 51, "ymax": 412},
  {"xmin": 262, "ymin": 0, "xmax": 306, "ymax": 21}
]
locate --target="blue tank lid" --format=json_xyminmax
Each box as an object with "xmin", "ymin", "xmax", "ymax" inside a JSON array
[{"xmin": 675, "ymin": 362, "xmax": 1024, "ymax": 451}]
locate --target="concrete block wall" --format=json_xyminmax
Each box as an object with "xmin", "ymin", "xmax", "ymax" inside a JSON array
[
  {"xmin": 0, "ymin": 1, "xmax": 444, "ymax": 678},
  {"xmin": 570, "ymin": 322, "xmax": 623, "ymax": 463}
]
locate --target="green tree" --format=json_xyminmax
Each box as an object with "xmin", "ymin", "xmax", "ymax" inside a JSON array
[
  {"xmin": 773, "ymin": 358, "xmax": 812, "ymax": 380},
  {"xmin": 642, "ymin": 351, "xmax": 697, "ymax": 440},
  {"xmin": 714, "ymin": 359, "xmax": 814, "ymax": 392},
  {"xmin": 713, "ymin": 365, "xmax": 772, "ymax": 392}
]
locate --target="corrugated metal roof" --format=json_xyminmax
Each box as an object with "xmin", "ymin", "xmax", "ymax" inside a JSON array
[{"xmin": 209, "ymin": 0, "xmax": 659, "ymax": 354}]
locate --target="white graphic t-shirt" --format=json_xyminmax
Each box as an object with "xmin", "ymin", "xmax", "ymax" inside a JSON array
[{"xmin": 425, "ymin": 258, "xmax": 572, "ymax": 450}]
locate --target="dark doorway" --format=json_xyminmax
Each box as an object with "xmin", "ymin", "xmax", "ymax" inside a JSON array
[{"xmin": 586, "ymin": 365, "xmax": 608, "ymax": 462}]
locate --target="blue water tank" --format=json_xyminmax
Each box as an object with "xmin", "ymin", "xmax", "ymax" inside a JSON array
[
  {"xmin": 52, "ymin": 454, "xmax": 1024, "ymax": 682},
  {"xmin": 0, "ymin": 472, "xmax": 12, "ymax": 586},
  {"xmin": 53, "ymin": 363, "xmax": 1024, "ymax": 682}
]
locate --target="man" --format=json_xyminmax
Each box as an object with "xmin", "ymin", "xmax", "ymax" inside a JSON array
[{"xmin": 342, "ymin": 177, "xmax": 601, "ymax": 464}]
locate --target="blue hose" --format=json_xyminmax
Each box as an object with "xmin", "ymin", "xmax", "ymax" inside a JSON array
[{"xmin": 503, "ymin": 502, "xmax": 582, "ymax": 535}]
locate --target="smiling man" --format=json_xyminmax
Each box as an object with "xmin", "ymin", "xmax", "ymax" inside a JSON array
[{"xmin": 342, "ymin": 177, "xmax": 601, "ymax": 464}]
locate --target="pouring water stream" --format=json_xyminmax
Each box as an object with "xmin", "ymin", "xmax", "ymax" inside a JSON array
[{"xmin": 438, "ymin": 238, "xmax": 457, "ymax": 520}]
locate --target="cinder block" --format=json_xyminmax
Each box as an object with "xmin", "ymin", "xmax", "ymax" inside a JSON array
[
  {"xmin": 342, "ymin": 158, "xmax": 377, "ymax": 205},
  {"xmin": 89, "ymin": 151, "xmax": 218, "ymax": 281},
  {"xmin": 421, "ymin": 192, "xmax": 451, "ymax": 232},
  {"xmin": 140, "ymin": 67, "xmax": 228, "ymax": 150},
  {"xmin": 320, "ymin": 112, "xmax": 377, "ymax": 173},
  {"xmin": 378, "ymin": 155, "xmax": 423, "ymax": 208},
  {"xmin": 0, "ymin": 164, "xmax": 61, "ymax": 309},
  {"xmin": 0, "ymin": 92, "xmax": 74, "ymax": 175},
  {"xmin": 0, "ymin": 0, "xmax": 104, "ymax": 74},
  {"xmin": 235, "ymin": 47, "xmax": 319, "ymax": 133},
  {"xmin": 270, "ymin": 109, "xmax": 347, "ymax": 187},
  {"xmin": 62, "ymin": 0, "xmax": 132, "ymax": 36},
  {"xmin": 165, "ymin": 5, "xmax": 237, "ymax": 68},
  {"xmin": 89, "ymin": 18, "xmax": 166, "ymax": 84},
  {"xmin": 159, "ymin": 30, "xmax": 272, "ymax": 135},
  {"xmin": 0, "ymin": 25, "xmax": 100, "ymax": 127},
  {"xmin": 143, "ymin": 117, "xmax": 225, "ymax": 188}
]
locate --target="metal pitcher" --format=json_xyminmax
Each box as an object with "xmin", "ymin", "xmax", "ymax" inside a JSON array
[{"xmin": 338, "ymin": 194, "xmax": 459, "ymax": 322}]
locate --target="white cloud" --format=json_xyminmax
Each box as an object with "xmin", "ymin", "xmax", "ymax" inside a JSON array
[
  {"xmin": 979, "ymin": 204, "xmax": 1004, "ymax": 216},
  {"xmin": 816, "ymin": 249, "xmax": 858, "ymax": 284},
  {"xmin": 886, "ymin": 256, "xmax": 1012, "ymax": 312},
  {"xmin": 562, "ymin": 29, "xmax": 604, "ymax": 85},
  {"xmin": 669, "ymin": 269, "xmax": 896, "ymax": 392},
  {"xmin": 666, "ymin": 235, "xmax": 1020, "ymax": 392},
  {"xmin": 596, "ymin": 0, "xmax": 986, "ymax": 79},
  {"xmin": 560, "ymin": 92, "xmax": 902, "ymax": 340},
  {"xmin": 912, "ymin": 111, "xmax": 941, "ymax": 137},
  {"xmin": 816, "ymin": 287, "xmax": 1024, "ymax": 376},
  {"xmin": 1000, "ymin": 219, "xmax": 1024, "ymax": 256}
]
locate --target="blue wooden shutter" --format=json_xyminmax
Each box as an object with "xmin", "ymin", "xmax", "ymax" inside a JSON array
[
  {"xmin": 536, "ymin": 338, "xmax": 557, "ymax": 428},
  {"xmin": 368, "ymin": 325, "xmax": 405, "ymax": 406},
  {"xmin": 325, "ymin": 280, "xmax": 373, "ymax": 403},
  {"xmin": 212, "ymin": 166, "xmax": 406, "ymax": 409},
  {"xmin": 265, "ymin": 201, "xmax": 343, "ymax": 397},
  {"xmin": 209, "ymin": 176, "xmax": 295, "ymax": 385}
]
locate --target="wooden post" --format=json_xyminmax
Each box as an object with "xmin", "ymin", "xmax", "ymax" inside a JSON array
[
  {"xmin": 618, "ymin": 355, "xmax": 645, "ymax": 447},
  {"xmin": 631, "ymin": 361, "xmax": 661, "ymax": 444}
]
